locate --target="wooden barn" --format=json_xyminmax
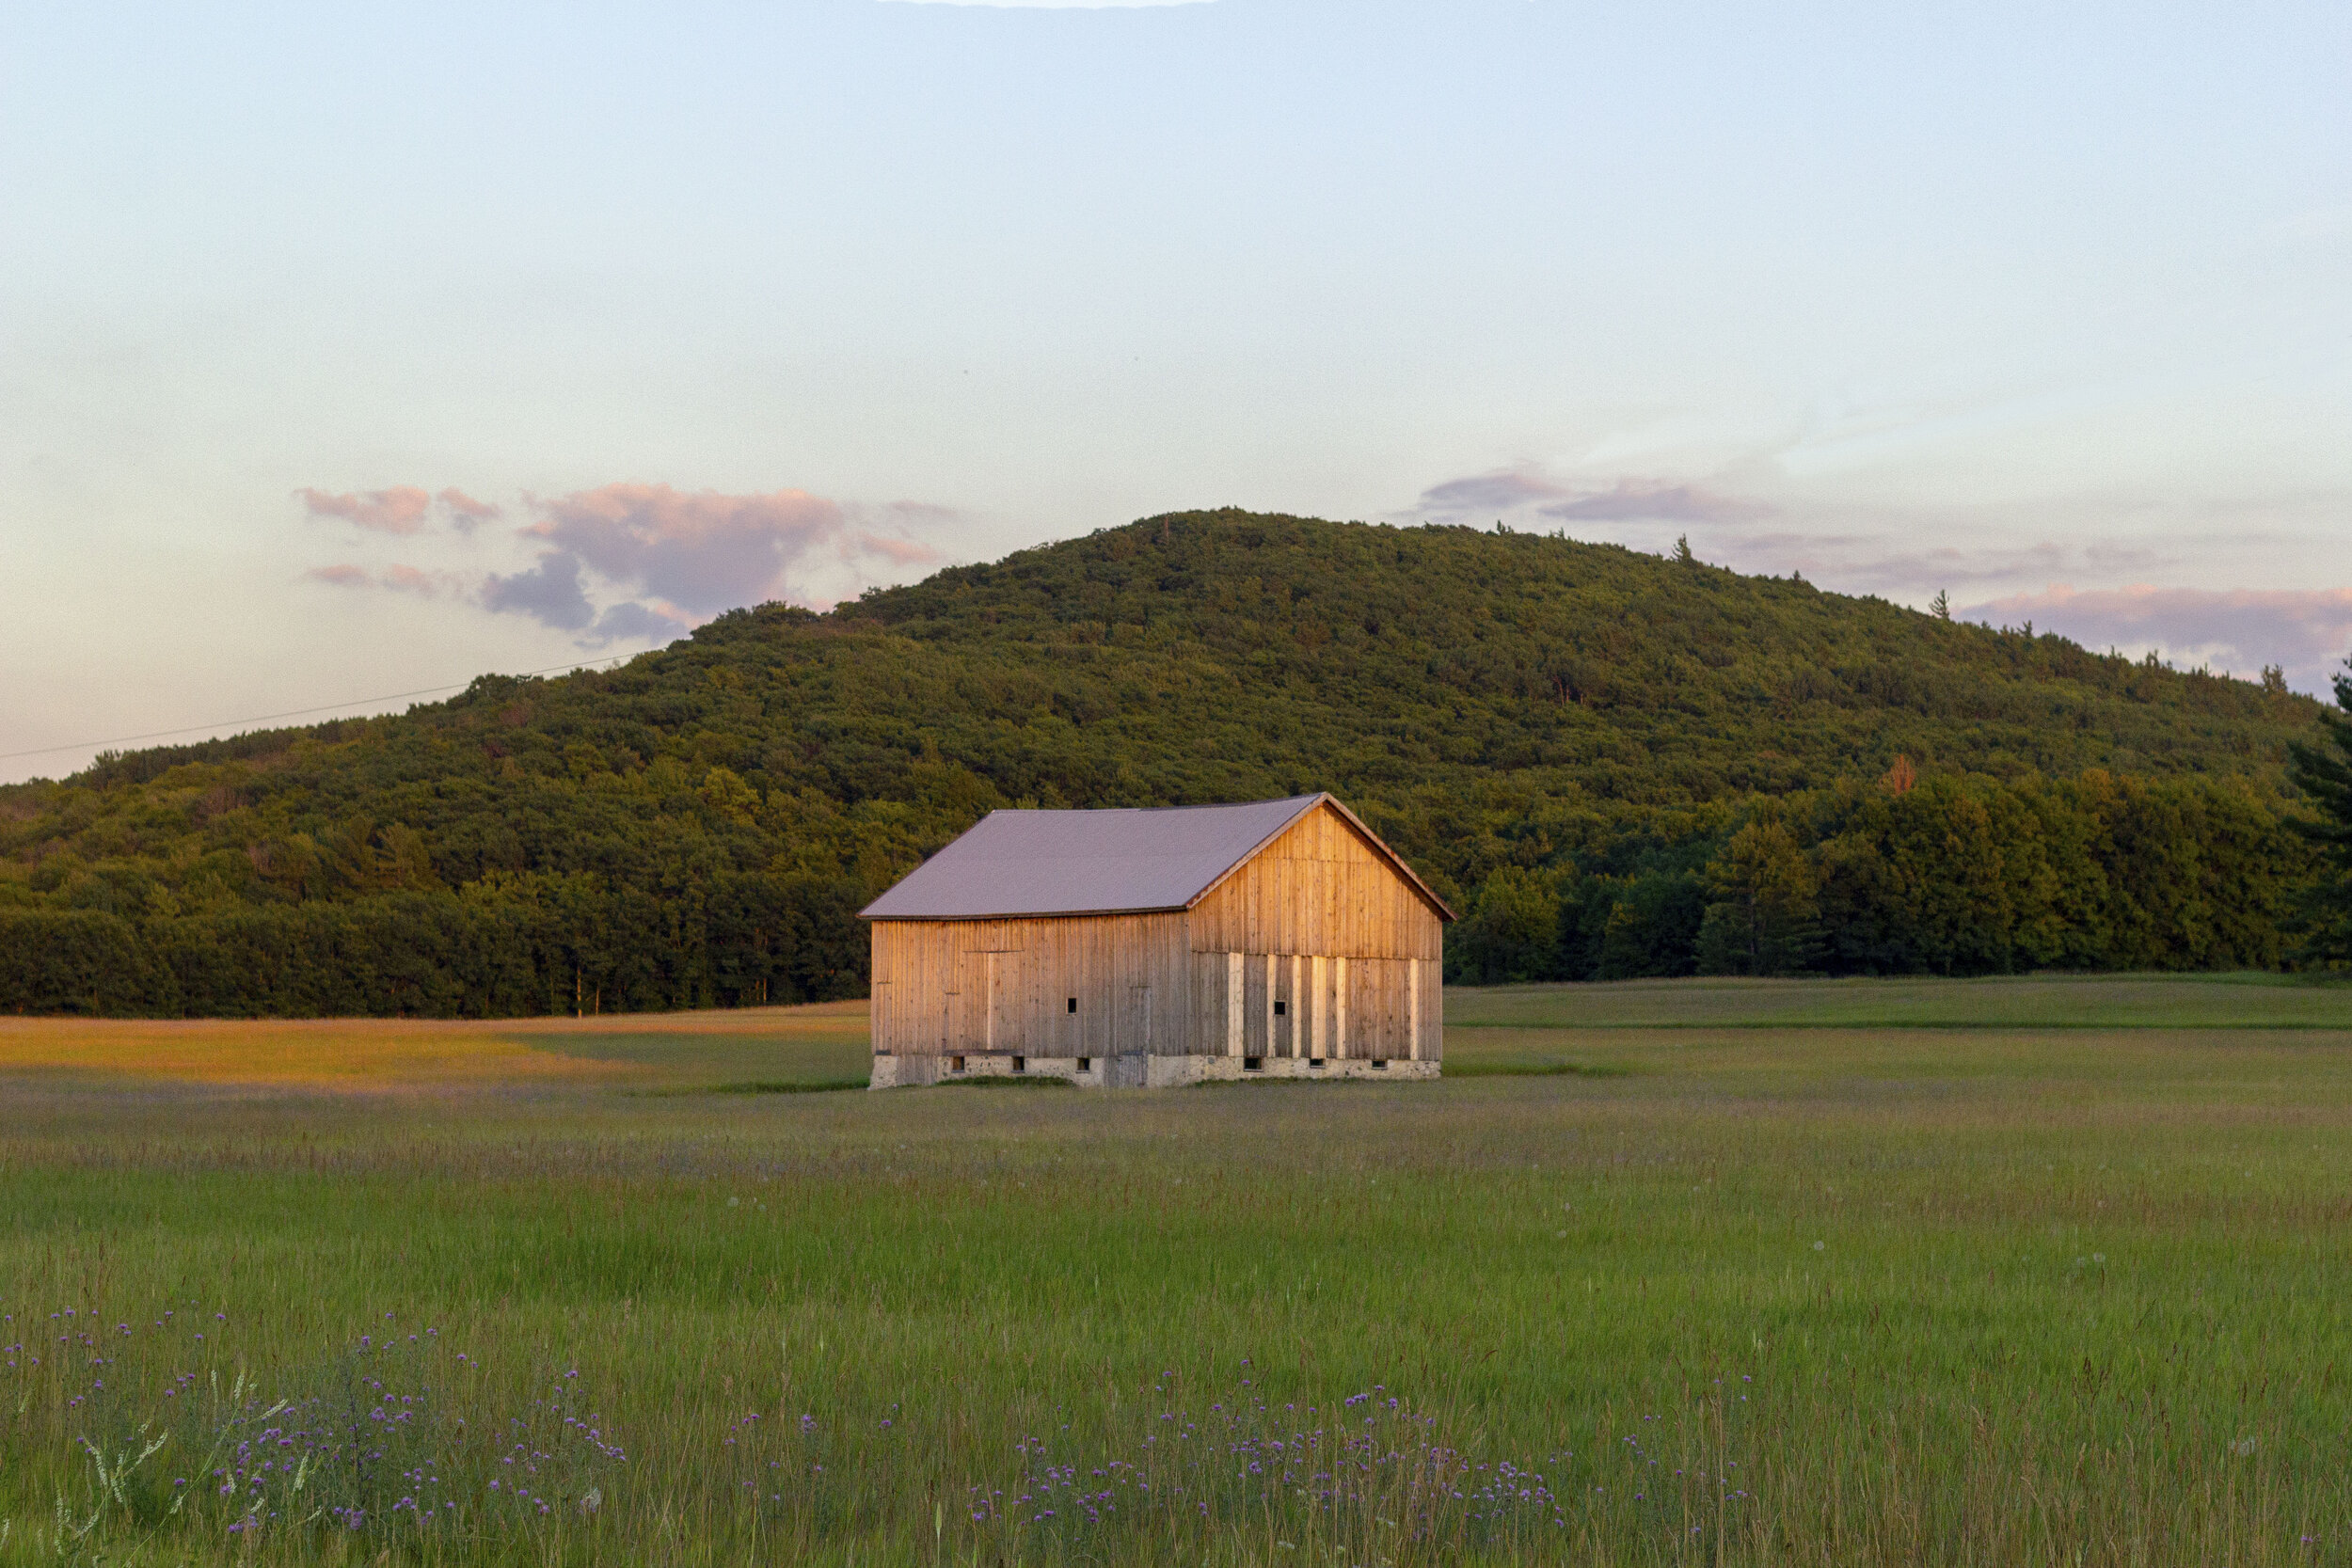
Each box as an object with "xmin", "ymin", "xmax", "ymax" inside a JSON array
[{"xmin": 861, "ymin": 793, "xmax": 1454, "ymax": 1088}]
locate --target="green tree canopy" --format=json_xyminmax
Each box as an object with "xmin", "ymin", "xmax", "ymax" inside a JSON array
[{"xmin": 0, "ymin": 512, "xmax": 2324, "ymax": 1015}]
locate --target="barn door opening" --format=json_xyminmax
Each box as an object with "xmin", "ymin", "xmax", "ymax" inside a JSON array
[
  {"xmin": 985, "ymin": 949, "xmax": 1025, "ymax": 1053},
  {"xmin": 950, "ymin": 947, "xmax": 1023, "ymax": 1055},
  {"xmin": 1124, "ymin": 983, "xmax": 1153, "ymax": 1053}
]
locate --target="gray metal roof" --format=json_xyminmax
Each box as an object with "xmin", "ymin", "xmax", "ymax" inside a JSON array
[{"xmin": 861, "ymin": 795, "xmax": 1332, "ymax": 920}]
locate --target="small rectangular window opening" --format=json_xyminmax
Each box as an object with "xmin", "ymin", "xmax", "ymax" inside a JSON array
[
  {"xmin": 1243, "ymin": 1056, "xmax": 1263, "ymax": 1072},
  {"xmin": 1067, "ymin": 997, "xmax": 1078, "ymax": 1013},
  {"xmin": 1274, "ymin": 1000, "xmax": 1287, "ymax": 1017},
  {"xmin": 1309, "ymin": 1057, "xmax": 1325, "ymax": 1069},
  {"xmin": 1012, "ymin": 1055, "xmax": 1025, "ymax": 1074},
  {"xmin": 949, "ymin": 1054, "xmax": 965, "ymax": 1073},
  {"xmin": 1076, "ymin": 1056, "xmax": 1092, "ymax": 1072},
  {"xmin": 1370, "ymin": 1059, "xmax": 1389, "ymax": 1070}
]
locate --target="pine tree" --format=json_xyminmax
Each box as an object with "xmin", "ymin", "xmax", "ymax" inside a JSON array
[{"xmin": 2285, "ymin": 659, "xmax": 2352, "ymax": 965}]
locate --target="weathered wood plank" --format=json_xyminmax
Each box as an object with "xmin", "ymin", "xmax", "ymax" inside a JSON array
[
  {"xmin": 1225, "ymin": 950, "xmax": 1243, "ymax": 1055},
  {"xmin": 1408, "ymin": 957, "xmax": 1421, "ymax": 1060},
  {"xmin": 1333, "ymin": 955, "xmax": 1349, "ymax": 1059}
]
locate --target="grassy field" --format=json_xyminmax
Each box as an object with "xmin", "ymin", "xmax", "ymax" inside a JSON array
[{"xmin": 4, "ymin": 974, "xmax": 2351, "ymax": 1565}]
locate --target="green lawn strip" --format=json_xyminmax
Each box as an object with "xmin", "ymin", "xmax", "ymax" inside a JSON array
[
  {"xmin": 1445, "ymin": 973, "xmax": 2352, "ymax": 1032},
  {"xmin": 1451, "ymin": 1018, "xmax": 2352, "ymax": 1030}
]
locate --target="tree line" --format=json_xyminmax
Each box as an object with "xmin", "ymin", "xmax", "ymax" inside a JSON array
[
  {"xmin": 1446, "ymin": 765, "xmax": 2303, "ymax": 984},
  {"xmin": 0, "ymin": 874, "xmax": 865, "ymax": 1019}
]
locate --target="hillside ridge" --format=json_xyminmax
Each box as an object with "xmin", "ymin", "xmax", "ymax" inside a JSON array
[{"xmin": 0, "ymin": 511, "xmax": 2322, "ymax": 1013}]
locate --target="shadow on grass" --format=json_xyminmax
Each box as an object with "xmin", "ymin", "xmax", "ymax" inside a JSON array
[
  {"xmin": 1186, "ymin": 1065, "xmax": 1631, "ymax": 1087},
  {"xmin": 1445, "ymin": 1061, "xmax": 1636, "ymax": 1079},
  {"xmin": 628, "ymin": 1078, "xmax": 870, "ymax": 1098}
]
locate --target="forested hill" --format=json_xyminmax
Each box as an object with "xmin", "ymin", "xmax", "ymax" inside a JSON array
[{"xmin": 0, "ymin": 511, "xmax": 2326, "ymax": 1016}]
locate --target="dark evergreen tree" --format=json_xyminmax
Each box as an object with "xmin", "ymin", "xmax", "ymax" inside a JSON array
[{"xmin": 2284, "ymin": 661, "xmax": 2352, "ymax": 966}]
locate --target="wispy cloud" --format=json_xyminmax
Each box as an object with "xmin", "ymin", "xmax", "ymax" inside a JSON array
[
  {"xmin": 1408, "ymin": 468, "xmax": 1773, "ymax": 527},
  {"xmin": 856, "ymin": 531, "xmax": 946, "ymax": 566},
  {"xmin": 303, "ymin": 562, "xmax": 464, "ymax": 598},
  {"xmin": 1701, "ymin": 532, "xmax": 2176, "ymax": 601},
  {"xmin": 519, "ymin": 482, "xmax": 936, "ymax": 620},
  {"xmin": 295, "ymin": 485, "xmax": 434, "ymax": 535},
  {"xmin": 300, "ymin": 478, "xmax": 955, "ymax": 646},
  {"xmin": 1397, "ymin": 463, "xmax": 2313, "ymax": 611},
  {"xmin": 1543, "ymin": 481, "xmax": 1774, "ymax": 526},
  {"xmin": 1411, "ymin": 470, "xmax": 1567, "ymax": 516},
  {"xmin": 298, "ymin": 485, "xmax": 500, "ymax": 535},
  {"xmin": 436, "ymin": 487, "xmax": 501, "ymax": 532},
  {"xmin": 1963, "ymin": 584, "xmax": 2352, "ymax": 690}
]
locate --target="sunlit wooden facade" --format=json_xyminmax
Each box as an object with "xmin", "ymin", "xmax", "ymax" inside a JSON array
[{"xmin": 863, "ymin": 795, "xmax": 1451, "ymax": 1088}]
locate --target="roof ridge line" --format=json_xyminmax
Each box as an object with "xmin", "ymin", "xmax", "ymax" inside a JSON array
[{"xmin": 856, "ymin": 792, "xmax": 1453, "ymax": 923}]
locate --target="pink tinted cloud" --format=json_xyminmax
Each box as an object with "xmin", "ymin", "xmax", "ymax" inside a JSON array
[
  {"xmin": 522, "ymin": 482, "xmax": 934, "ymax": 617},
  {"xmin": 436, "ymin": 487, "xmax": 501, "ymax": 531},
  {"xmin": 377, "ymin": 564, "xmax": 465, "ymax": 598},
  {"xmin": 1963, "ymin": 584, "xmax": 2352, "ymax": 689},
  {"xmin": 298, "ymin": 484, "xmax": 502, "ymax": 534},
  {"xmin": 302, "ymin": 563, "xmax": 461, "ymax": 598},
  {"xmin": 296, "ymin": 480, "xmax": 952, "ymax": 648},
  {"xmin": 295, "ymin": 485, "xmax": 434, "ymax": 534},
  {"xmin": 855, "ymin": 531, "xmax": 944, "ymax": 566}
]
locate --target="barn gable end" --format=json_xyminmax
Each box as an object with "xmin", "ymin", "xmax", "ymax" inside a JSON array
[{"xmin": 1185, "ymin": 799, "xmax": 1447, "ymax": 960}]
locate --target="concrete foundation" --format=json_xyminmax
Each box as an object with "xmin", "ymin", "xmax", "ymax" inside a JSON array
[{"xmin": 867, "ymin": 1052, "xmax": 1439, "ymax": 1089}]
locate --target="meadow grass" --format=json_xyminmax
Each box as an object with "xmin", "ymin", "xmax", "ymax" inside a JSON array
[
  {"xmin": 1445, "ymin": 970, "xmax": 2352, "ymax": 1031},
  {"xmin": 4, "ymin": 976, "xmax": 2350, "ymax": 1565}
]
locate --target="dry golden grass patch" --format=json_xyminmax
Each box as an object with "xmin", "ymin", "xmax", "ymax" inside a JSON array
[
  {"xmin": 0, "ymin": 1000, "xmax": 877, "ymax": 1089},
  {"xmin": 490, "ymin": 998, "xmax": 869, "ymax": 1040},
  {"xmin": 0, "ymin": 1016, "xmax": 633, "ymax": 1086}
]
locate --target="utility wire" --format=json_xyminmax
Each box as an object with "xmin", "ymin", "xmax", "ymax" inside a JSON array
[{"xmin": 0, "ymin": 657, "xmax": 630, "ymax": 764}]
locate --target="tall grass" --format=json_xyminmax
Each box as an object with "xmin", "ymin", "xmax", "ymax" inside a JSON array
[{"xmin": 4, "ymin": 981, "xmax": 2351, "ymax": 1563}]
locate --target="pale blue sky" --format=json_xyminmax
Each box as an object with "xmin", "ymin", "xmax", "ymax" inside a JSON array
[{"xmin": 5, "ymin": 1, "xmax": 2349, "ymax": 780}]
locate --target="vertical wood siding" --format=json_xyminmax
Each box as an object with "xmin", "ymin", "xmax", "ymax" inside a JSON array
[
  {"xmin": 1179, "ymin": 800, "xmax": 1446, "ymax": 1062},
  {"xmin": 868, "ymin": 912, "xmax": 1190, "ymax": 1057},
  {"xmin": 869, "ymin": 801, "xmax": 1446, "ymax": 1063}
]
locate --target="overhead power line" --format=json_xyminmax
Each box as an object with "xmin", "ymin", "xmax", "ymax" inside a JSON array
[{"xmin": 0, "ymin": 657, "xmax": 629, "ymax": 764}]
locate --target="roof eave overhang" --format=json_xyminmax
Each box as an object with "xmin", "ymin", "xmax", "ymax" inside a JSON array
[{"xmin": 860, "ymin": 904, "xmax": 1191, "ymax": 923}]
